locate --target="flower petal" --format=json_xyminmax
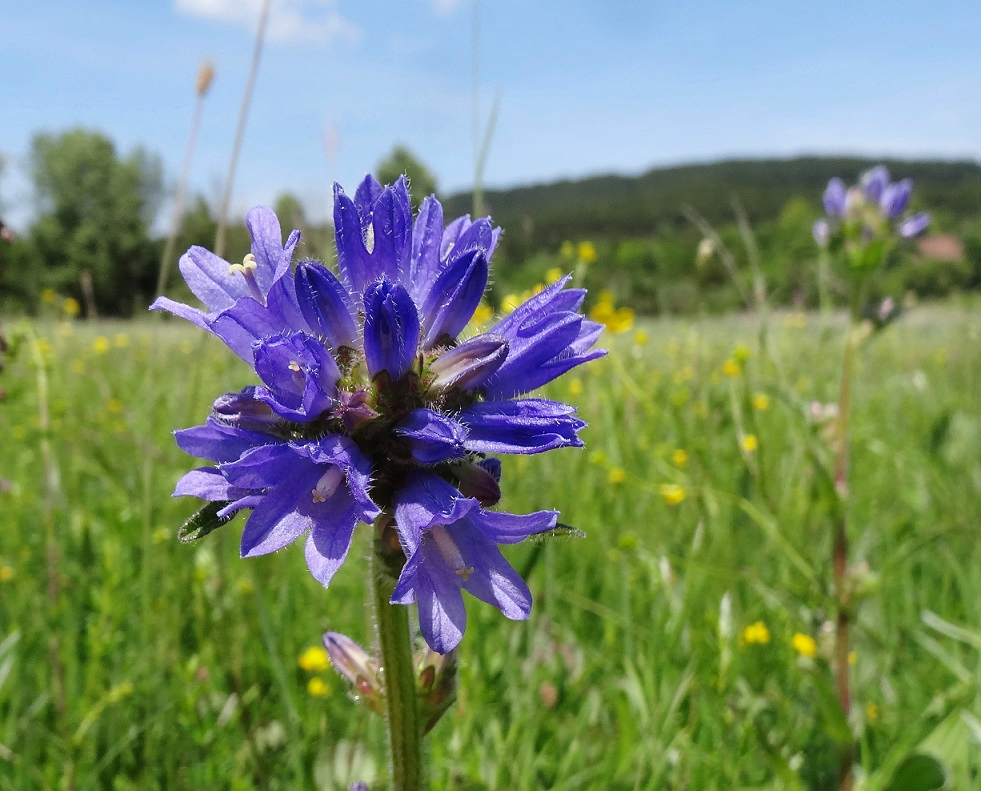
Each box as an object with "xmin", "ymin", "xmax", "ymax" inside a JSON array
[
  {"xmin": 173, "ymin": 467, "xmax": 248, "ymax": 501},
  {"xmin": 408, "ymin": 195, "xmax": 444, "ymax": 305},
  {"xmin": 363, "ymin": 281, "xmax": 420, "ymax": 380},
  {"xmin": 421, "ymin": 248, "xmax": 488, "ymax": 347},
  {"xmin": 822, "ymin": 177, "xmax": 847, "ymax": 217},
  {"xmin": 880, "ymin": 179, "xmax": 912, "ymax": 218},
  {"xmin": 295, "ymin": 262, "xmax": 358, "ymax": 349},
  {"xmin": 303, "ymin": 487, "xmax": 360, "ymax": 586},
  {"xmin": 460, "ymin": 398, "xmax": 585, "ymax": 454},
  {"xmin": 429, "ymin": 333, "xmax": 509, "ymax": 392},
  {"xmin": 395, "ymin": 409, "xmax": 469, "ymax": 464},
  {"xmin": 899, "ymin": 211, "xmax": 929, "ymax": 238},
  {"xmin": 413, "ymin": 556, "xmax": 468, "ymax": 654}
]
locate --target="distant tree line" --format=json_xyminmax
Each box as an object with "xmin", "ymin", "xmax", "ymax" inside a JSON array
[{"xmin": 1, "ymin": 129, "xmax": 979, "ymax": 318}]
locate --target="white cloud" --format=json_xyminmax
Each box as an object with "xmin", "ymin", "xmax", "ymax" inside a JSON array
[{"xmin": 175, "ymin": 0, "xmax": 361, "ymax": 46}]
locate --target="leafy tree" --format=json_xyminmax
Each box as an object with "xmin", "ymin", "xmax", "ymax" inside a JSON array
[
  {"xmin": 28, "ymin": 128, "xmax": 163, "ymax": 315},
  {"xmin": 376, "ymin": 146, "xmax": 437, "ymax": 208},
  {"xmin": 273, "ymin": 192, "xmax": 307, "ymax": 231}
]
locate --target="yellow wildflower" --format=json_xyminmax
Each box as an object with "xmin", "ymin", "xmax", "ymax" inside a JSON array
[
  {"xmin": 470, "ymin": 301, "xmax": 494, "ymax": 326},
  {"xmin": 671, "ymin": 449, "xmax": 688, "ymax": 467},
  {"xmin": 543, "ymin": 266, "xmax": 564, "ymax": 285},
  {"xmin": 62, "ymin": 297, "xmax": 81, "ymax": 317},
  {"xmin": 732, "ymin": 345, "xmax": 750, "ymax": 364},
  {"xmin": 106, "ymin": 398, "xmax": 124, "ymax": 415},
  {"xmin": 0, "ymin": 566, "xmax": 14, "ymax": 582},
  {"xmin": 633, "ymin": 329, "xmax": 648, "ymax": 346},
  {"xmin": 741, "ymin": 434, "xmax": 758, "ymax": 452},
  {"xmin": 866, "ymin": 702, "xmax": 879, "ymax": 723},
  {"xmin": 741, "ymin": 621, "xmax": 770, "ymax": 645},
  {"xmin": 577, "ymin": 241, "xmax": 597, "ymax": 264},
  {"xmin": 307, "ymin": 677, "xmax": 330, "ymax": 697},
  {"xmin": 567, "ymin": 377, "xmax": 583, "ymax": 397},
  {"xmin": 721, "ymin": 359, "xmax": 742, "ymax": 377},
  {"xmin": 659, "ymin": 483, "xmax": 686, "ymax": 506},
  {"xmin": 791, "ymin": 632, "xmax": 817, "ymax": 658},
  {"xmin": 500, "ymin": 293, "xmax": 522, "ymax": 314},
  {"xmin": 752, "ymin": 393, "xmax": 771, "ymax": 411},
  {"xmin": 41, "ymin": 288, "xmax": 58, "ymax": 304},
  {"xmin": 92, "ymin": 336, "xmax": 111, "ymax": 355},
  {"xmin": 608, "ymin": 468, "xmax": 627, "ymax": 485},
  {"xmin": 848, "ymin": 650, "xmax": 857, "ymax": 666},
  {"xmin": 559, "ymin": 240, "xmax": 575, "ymax": 259},
  {"xmin": 298, "ymin": 646, "xmax": 331, "ymax": 673},
  {"xmin": 608, "ymin": 307, "xmax": 635, "ymax": 334}
]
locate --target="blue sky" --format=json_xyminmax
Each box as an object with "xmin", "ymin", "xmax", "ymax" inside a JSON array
[{"xmin": 2, "ymin": 0, "xmax": 979, "ymax": 231}]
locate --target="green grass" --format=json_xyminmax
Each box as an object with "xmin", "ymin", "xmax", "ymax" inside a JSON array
[{"xmin": 1, "ymin": 303, "xmax": 979, "ymax": 790}]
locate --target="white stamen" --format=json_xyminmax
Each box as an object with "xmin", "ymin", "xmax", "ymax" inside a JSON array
[
  {"xmin": 431, "ymin": 526, "xmax": 474, "ymax": 583},
  {"xmin": 288, "ymin": 360, "xmax": 301, "ymax": 372},
  {"xmin": 311, "ymin": 468, "xmax": 344, "ymax": 504}
]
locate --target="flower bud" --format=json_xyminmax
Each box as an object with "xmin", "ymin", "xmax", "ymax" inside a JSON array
[
  {"xmin": 452, "ymin": 460, "xmax": 502, "ymax": 507},
  {"xmin": 212, "ymin": 387, "xmax": 282, "ymax": 430},
  {"xmin": 323, "ymin": 632, "xmax": 384, "ymax": 715},
  {"xmin": 196, "ymin": 60, "xmax": 215, "ymax": 96},
  {"xmin": 429, "ymin": 334, "xmax": 508, "ymax": 392},
  {"xmin": 416, "ymin": 646, "xmax": 458, "ymax": 733}
]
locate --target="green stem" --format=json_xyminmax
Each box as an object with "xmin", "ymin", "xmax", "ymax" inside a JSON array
[
  {"xmin": 832, "ymin": 280, "xmax": 863, "ymax": 791},
  {"xmin": 372, "ymin": 530, "xmax": 424, "ymax": 791}
]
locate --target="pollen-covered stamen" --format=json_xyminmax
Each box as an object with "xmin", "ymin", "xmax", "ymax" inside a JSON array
[
  {"xmin": 430, "ymin": 525, "xmax": 475, "ymax": 583},
  {"xmin": 227, "ymin": 253, "xmax": 265, "ymax": 303},
  {"xmin": 311, "ymin": 467, "xmax": 344, "ymax": 503}
]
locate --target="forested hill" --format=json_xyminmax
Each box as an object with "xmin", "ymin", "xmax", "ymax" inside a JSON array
[{"xmin": 442, "ymin": 156, "xmax": 981, "ymax": 247}]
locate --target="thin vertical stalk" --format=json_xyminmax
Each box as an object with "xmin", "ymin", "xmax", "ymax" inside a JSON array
[
  {"xmin": 372, "ymin": 528, "xmax": 424, "ymax": 791},
  {"xmin": 214, "ymin": 0, "xmax": 271, "ymax": 259},
  {"xmin": 28, "ymin": 329, "xmax": 73, "ymax": 790},
  {"xmin": 157, "ymin": 62, "xmax": 211, "ymax": 296},
  {"xmin": 831, "ymin": 278, "xmax": 864, "ymax": 791}
]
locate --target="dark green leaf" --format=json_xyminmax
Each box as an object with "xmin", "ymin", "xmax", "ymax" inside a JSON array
[
  {"xmin": 528, "ymin": 523, "xmax": 587, "ymax": 543},
  {"xmin": 885, "ymin": 753, "xmax": 948, "ymax": 791},
  {"xmin": 178, "ymin": 501, "xmax": 233, "ymax": 543}
]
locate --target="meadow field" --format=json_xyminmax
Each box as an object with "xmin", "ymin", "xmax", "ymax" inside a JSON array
[{"xmin": 1, "ymin": 301, "xmax": 979, "ymax": 790}]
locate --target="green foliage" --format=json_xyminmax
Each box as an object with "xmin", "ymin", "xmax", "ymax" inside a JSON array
[
  {"xmin": 376, "ymin": 145, "xmax": 438, "ymax": 207},
  {"xmin": 1, "ymin": 306, "xmax": 979, "ymax": 788},
  {"xmin": 443, "ymin": 157, "xmax": 981, "ymax": 312},
  {"xmin": 25, "ymin": 128, "xmax": 163, "ymax": 316}
]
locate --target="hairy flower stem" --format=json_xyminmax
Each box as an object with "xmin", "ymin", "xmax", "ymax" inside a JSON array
[
  {"xmin": 372, "ymin": 525, "xmax": 425, "ymax": 791},
  {"xmin": 831, "ymin": 282, "xmax": 864, "ymax": 791}
]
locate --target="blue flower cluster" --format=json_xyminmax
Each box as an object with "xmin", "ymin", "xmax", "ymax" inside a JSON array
[
  {"xmin": 813, "ymin": 165, "xmax": 929, "ymax": 252},
  {"xmin": 153, "ymin": 176, "xmax": 604, "ymax": 652}
]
